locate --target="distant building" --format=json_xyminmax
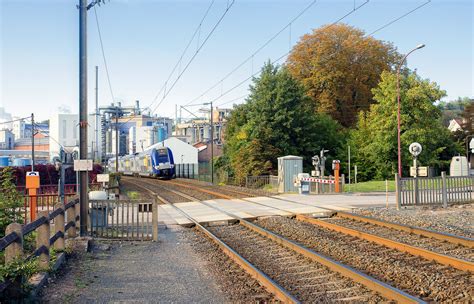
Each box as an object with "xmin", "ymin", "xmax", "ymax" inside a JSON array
[
  {"xmin": 174, "ymin": 107, "xmax": 231, "ymax": 145},
  {"xmin": 13, "ymin": 133, "xmax": 49, "ymax": 152},
  {"xmin": 148, "ymin": 137, "xmax": 198, "ymax": 165},
  {"xmin": 0, "ymin": 107, "xmax": 13, "ymax": 130},
  {"xmin": 49, "ymin": 113, "xmax": 101, "ymax": 160},
  {"xmin": 448, "ymin": 118, "xmax": 464, "ymax": 132},
  {"xmin": 0, "ymin": 129, "xmax": 15, "ymax": 150},
  {"xmin": 99, "ymin": 101, "xmax": 173, "ymax": 158}
]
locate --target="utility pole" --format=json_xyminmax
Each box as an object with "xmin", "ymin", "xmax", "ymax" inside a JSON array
[
  {"xmin": 95, "ymin": 65, "xmax": 99, "ymax": 162},
  {"xmin": 115, "ymin": 108, "xmax": 119, "ymax": 173},
  {"xmin": 79, "ymin": 0, "xmax": 88, "ymax": 236},
  {"xmin": 210, "ymin": 101, "xmax": 214, "ymax": 184},
  {"xmin": 31, "ymin": 113, "xmax": 35, "ymax": 172}
]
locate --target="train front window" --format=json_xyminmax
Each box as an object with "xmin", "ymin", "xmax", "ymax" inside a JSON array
[{"xmin": 157, "ymin": 149, "xmax": 169, "ymax": 163}]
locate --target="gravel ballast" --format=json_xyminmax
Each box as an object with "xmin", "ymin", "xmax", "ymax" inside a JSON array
[
  {"xmin": 256, "ymin": 216, "xmax": 473, "ymax": 302},
  {"xmin": 352, "ymin": 204, "xmax": 474, "ymax": 238}
]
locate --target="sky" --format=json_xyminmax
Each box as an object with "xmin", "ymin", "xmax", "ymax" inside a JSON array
[{"xmin": 0, "ymin": 0, "xmax": 473, "ymax": 121}]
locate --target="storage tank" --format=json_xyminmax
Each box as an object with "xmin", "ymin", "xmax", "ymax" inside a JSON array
[
  {"xmin": 12, "ymin": 158, "xmax": 32, "ymax": 167},
  {"xmin": 0, "ymin": 156, "xmax": 9, "ymax": 167},
  {"xmin": 450, "ymin": 156, "xmax": 469, "ymax": 176},
  {"xmin": 278, "ymin": 155, "xmax": 303, "ymax": 193}
]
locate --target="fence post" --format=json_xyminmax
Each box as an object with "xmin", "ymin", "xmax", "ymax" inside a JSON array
[
  {"xmin": 395, "ymin": 174, "xmax": 401, "ymax": 210},
  {"xmin": 36, "ymin": 210, "xmax": 50, "ymax": 271},
  {"xmin": 152, "ymin": 196, "xmax": 159, "ymax": 242},
  {"xmin": 75, "ymin": 201, "xmax": 80, "ymax": 230},
  {"xmin": 54, "ymin": 203, "xmax": 65, "ymax": 251},
  {"xmin": 67, "ymin": 203, "xmax": 76, "ymax": 238},
  {"xmin": 341, "ymin": 174, "xmax": 345, "ymax": 193},
  {"xmin": 5, "ymin": 223, "xmax": 23, "ymax": 264},
  {"xmin": 441, "ymin": 171, "xmax": 447, "ymax": 208}
]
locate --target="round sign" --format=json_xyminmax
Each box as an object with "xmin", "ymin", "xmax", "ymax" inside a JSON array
[{"xmin": 409, "ymin": 142, "xmax": 422, "ymax": 157}]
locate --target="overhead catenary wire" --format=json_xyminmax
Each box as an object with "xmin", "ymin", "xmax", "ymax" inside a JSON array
[
  {"xmin": 368, "ymin": 0, "xmax": 431, "ymax": 36},
  {"xmin": 184, "ymin": 0, "xmax": 318, "ymax": 107},
  {"xmin": 94, "ymin": 6, "xmax": 115, "ymax": 102},
  {"xmin": 149, "ymin": 0, "xmax": 216, "ymax": 107},
  {"xmin": 115, "ymin": 0, "xmax": 233, "ymax": 129},
  {"xmin": 214, "ymin": 0, "xmax": 431, "ymax": 108},
  {"xmin": 212, "ymin": 0, "xmax": 371, "ymax": 106},
  {"xmin": 149, "ymin": 0, "xmax": 236, "ymax": 115}
]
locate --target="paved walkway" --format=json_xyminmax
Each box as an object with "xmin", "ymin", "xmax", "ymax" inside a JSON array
[
  {"xmin": 158, "ymin": 193, "xmax": 395, "ymax": 225},
  {"xmin": 74, "ymin": 227, "xmax": 225, "ymax": 303}
]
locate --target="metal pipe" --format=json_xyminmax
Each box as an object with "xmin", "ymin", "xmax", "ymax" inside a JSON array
[{"xmin": 79, "ymin": 0, "xmax": 88, "ymax": 236}]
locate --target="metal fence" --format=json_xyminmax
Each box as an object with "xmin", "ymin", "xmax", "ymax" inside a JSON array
[
  {"xmin": 396, "ymin": 172, "xmax": 474, "ymax": 208},
  {"xmin": 175, "ymin": 163, "xmax": 198, "ymax": 179},
  {"xmin": 89, "ymin": 199, "xmax": 158, "ymax": 240}
]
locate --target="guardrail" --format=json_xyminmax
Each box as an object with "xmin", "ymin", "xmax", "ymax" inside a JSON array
[
  {"xmin": 396, "ymin": 172, "xmax": 474, "ymax": 208},
  {"xmin": 0, "ymin": 198, "xmax": 80, "ymax": 292}
]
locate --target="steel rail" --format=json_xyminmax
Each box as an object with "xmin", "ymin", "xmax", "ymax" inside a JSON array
[
  {"xmin": 193, "ymin": 199, "xmax": 423, "ymax": 304},
  {"xmin": 335, "ymin": 211, "xmax": 474, "ymax": 248},
  {"xmin": 296, "ymin": 214, "xmax": 474, "ymax": 272},
  {"xmin": 130, "ymin": 178, "xmax": 423, "ymax": 303},
  {"xmin": 161, "ymin": 180, "xmax": 235, "ymax": 199},
  {"xmin": 130, "ymin": 177, "xmax": 472, "ymax": 273},
  {"xmin": 123, "ymin": 178, "xmax": 298, "ymax": 303},
  {"xmin": 174, "ymin": 179, "xmax": 259, "ymax": 198}
]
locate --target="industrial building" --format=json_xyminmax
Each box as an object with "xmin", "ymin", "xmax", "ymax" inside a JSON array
[
  {"xmin": 0, "ymin": 129, "xmax": 15, "ymax": 150},
  {"xmin": 174, "ymin": 107, "xmax": 231, "ymax": 145},
  {"xmin": 100, "ymin": 101, "xmax": 172, "ymax": 159},
  {"xmin": 49, "ymin": 113, "xmax": 101, "ymax": 160}
]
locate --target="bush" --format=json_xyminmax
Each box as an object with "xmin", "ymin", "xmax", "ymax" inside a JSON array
[{"xmin": 0, "ymin": 168, "xmax": 23, "ymax": 238}]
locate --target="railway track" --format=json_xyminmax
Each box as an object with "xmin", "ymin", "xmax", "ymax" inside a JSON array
[
  {"xmin": 125, "ymin": 176, "xmax": 473, "ymax": 301},
  {"xmin": 124, "ymin": 177, "xmax": 418, "ymax": 303}
]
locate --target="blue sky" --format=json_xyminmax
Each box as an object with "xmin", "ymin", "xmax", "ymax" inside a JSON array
[{"xmin": 1, "ymin": 0, "xmax": 473, "ymax": 121}]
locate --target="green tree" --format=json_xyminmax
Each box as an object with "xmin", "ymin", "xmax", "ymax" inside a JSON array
[
  {"xmin": 221, "ymin": 62, "xmax": 343, "ymax": 182},
  {"xmin": 0, "ymin": 168, "xmax": 23, "ymax": 238},
  {"xmin": 286, "ymin": 24, "xmax": 401, "ymax": 127},
  {"xmin": 349, "ymin": 70, "xmax": 461, "ymax": 180}
]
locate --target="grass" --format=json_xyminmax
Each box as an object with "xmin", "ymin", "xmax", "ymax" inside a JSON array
[{"xmin": 345, "ymin": 180, "xmax": 395, "ymax": 193}]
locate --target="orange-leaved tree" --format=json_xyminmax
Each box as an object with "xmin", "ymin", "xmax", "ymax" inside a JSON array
[{"xmin": 286, "ymin": 24, "xmax": 401, "ymax": 127}]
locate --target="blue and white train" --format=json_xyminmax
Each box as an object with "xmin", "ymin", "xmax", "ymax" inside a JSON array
[{"xmin": 108, "ymin": 147, "xmax": 176, "ymax": 179}]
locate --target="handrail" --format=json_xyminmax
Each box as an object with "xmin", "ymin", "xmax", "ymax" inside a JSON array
[{"xmin": 1, "ymin": 198, "xmax": 79, "ymax": 254}]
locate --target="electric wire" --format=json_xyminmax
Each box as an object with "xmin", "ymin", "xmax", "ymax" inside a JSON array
[
  {"xmin": 0, "ymin": 116, "xmax": 30, "ymax": 125},
  {"xmin": 150, "ymin": 0, "xmax": 216, "ymax": 107},
  {"xmin": 33, "ymin": 123, "xmax": 73, "ymax": 153},
  {"xmin": 213, "ymin": 0, "xmax": 431, "ymax": 107},
  {"xmin": 212, "ymin": 0, "xmax": 370, "ymax": 106},
  {"xmin": 184, "ymin": 0, "xmax": 318, "ymax": 107},
  {"xmin": 368, "ymin": 0, "xmax": 431, "ymax": 36},
  {"xmin": 94, "ymin": 6, "xmax": 116, "ymax": 102},
  {"xmin": 149, "ymin": 0, "xmax": 236, "ymax": 115},
  {"xmin": 116, "ymin": 0, "xmax": 233, "ymax": 129}
]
